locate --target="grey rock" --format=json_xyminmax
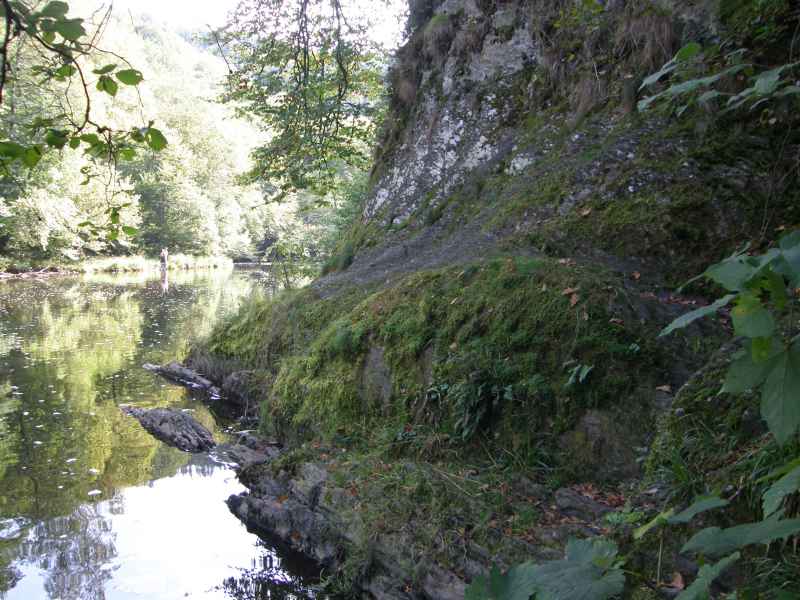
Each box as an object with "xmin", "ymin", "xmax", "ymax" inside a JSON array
[
  {"xmin": 554, "ymin": 488, "xmax": 613, "ymax": 519},
  {"xmin": 215, "ymin": 443, "xmax": 278, "ymax": 471},
  {"xmin": 122, "ymin": 407, "xmax": 215, "ymax": 452}
]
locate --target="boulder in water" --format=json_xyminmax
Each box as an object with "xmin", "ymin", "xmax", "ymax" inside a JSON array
[{"xmin": 122, "ymin": 406, "xmax": 216, "ymax": 452}]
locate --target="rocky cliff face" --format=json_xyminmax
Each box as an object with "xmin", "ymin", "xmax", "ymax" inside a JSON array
[{"xmin": 201, "ymin": 1, "xmax": 799, "ymax": 596}]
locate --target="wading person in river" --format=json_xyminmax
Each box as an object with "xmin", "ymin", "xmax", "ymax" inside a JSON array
[{"xmin": 160, "ymin": 247, "xmax": 169, "ymax": 270}]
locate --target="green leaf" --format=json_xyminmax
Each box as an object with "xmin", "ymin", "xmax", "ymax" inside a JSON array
[
  {"xmin": 465, "ymin": 539, "xmax": 624, "ymax": 600},
  {"xmin": 38, "ymin": 1, "xmax": 69, "ymax": 18},
  {"xmin": 731, "ymin": 293, "xmax": 775, "ymax": 338},
  {"xmin": 704, "ymin": 254, "xmax": 756, "ymax": 291},
  {"xmin": 22, "ymin": 146, "xmax": 43, "ymax": 168},
  {"xmin": 762, "ymin": 465, "xmax": 800, "ymax": 518},
  {"xmin": 761, "ymin": 344, "xmax": 800, "ymax": 445},
  {"xmin": 96, "ymin": 75, "xmax": 118, "ymax": 97},
  {"xmin": 0, "ymin": 141, "xmax": 26, "ymax": 159},
  {"xmin": 682, "ymin": 517, "xmax": 800, "ymax": 557},
  {"xmin": 92, "ymin": 64, "xmax": 117, "ymax": 75},
  {"xmin": 118, "ymin": 147, "xmax": 136, "ymax": 161},
  {"xmin": 676, "ymin": 553, "xmax": 740, "ymax": 600},
  {"xmin": 68, "ymin": 137, "xmax": 81, "ymax": 149},
  {"xmin": 668, "ymin": 496, "xmax": 729, "ymax": 524},
  {"xmin": 675, "ymin": 42, "xmax": 702, "ymax": 62},
  {"xmin": 634, "ymin": 509, "xmax": 674, "ymax": 540},
  {"xmin": 54, "ymin": 18, "xmax": 85, "ymax": 41},
  {"xmin": 659, "ymin": 294, "xmax": 737, "ymax": 337},
  {"xmin": 145, "ymin": 127, "xmax": 168, "ymax": 151},
  {"xmin": 121, "ymin": 226, "xmax": 138, "ymax": 236},
  {"xmin": 465, "ymin": 565, "xmax": 538, "ymax": 600},
  {"xmin": 722, "ymin": 342, "xmax": 782, "ymax": 394},
  {"xmin": 526, "ymin": 538, "xmax": 625, "ymax": 600},
  {"xmin": 116, "ymin": 69, "xmax": 144, "ymax": 86},
  {"xmin": 44, "ymin": 129, "xmax": 68, "ymax": 148},
  {"xmin": 54, "ymin": 63, "xmax": 77, "ymax": 78}
]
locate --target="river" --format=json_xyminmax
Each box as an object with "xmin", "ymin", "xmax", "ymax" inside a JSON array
[{"xmin": 0, "ymin": 268, "xmax": 318, "ymax": 600}]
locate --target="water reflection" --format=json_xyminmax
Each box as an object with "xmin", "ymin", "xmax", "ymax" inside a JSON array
[{"xmin": 0, "ymin": 269, "xmax": 318, "ymax": 599}]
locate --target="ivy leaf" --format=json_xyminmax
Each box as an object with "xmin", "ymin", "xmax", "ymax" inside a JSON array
[
  {"xmin": 761, "ymin": 344, "xmax": 800, "ymax": 445},
  {"xmin": 96, "ymin": 75, "xmax": 118, "ymax": 97},
  {"xmin": 682, "ymin": 518, "xmax": 800, "ymax": 557},
  {"xmin": 668, "ymin": 496, "xmax": 729, "ymax": 525},
  {"xmin": 676, "ymin": 553, "xmax": 740, "ymax": 600},
  {"xmin": 762, "ymin": 465, "xmax": 800, "ymax": 519},
  {"xmin": 659, "ymin": 294, "xmax": 736, "ymax": 337},
  {"xmin": 116, "ymin": 69, "xmax": 144, "ymax": 86},
  {"xmin": 145, "ymin": 127, "xmax": 168, "ymax": 151},
  {"xmin": 731, "ymin": 293, "xmax": 775, "ymax": 338},
  {"xmin": 54, "ymin": 18, "xmax": 85, "ymax": 41}
]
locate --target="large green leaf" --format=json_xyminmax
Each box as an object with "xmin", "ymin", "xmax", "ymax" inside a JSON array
[
  {"xmin": 96, "ymin": 75, "xmax": 118, "ymax": 97},
  {"xmin": 761, "ymin": 344, "xmax": 800, "ymax": 445},
  {"xmin": 116, "ymin": 69, "xmax": 144, "ymax": 86},
  {"xmin": 528, "ymin": 538, "xmax": 624, "ymax": 600},
  {"xmin": 145, "ymin": 127, "xmax": 168, "ymax": 151},
  {"xmin": 92, "ymin": 64, "xmax": 117, "ymax": 75},
  {"xmin": 704, "ymin": 254, "xmax": 756, "ymax": 291},
  {"xmin": 722, "ymin": 342, "xmax": 782, "ymax": 395},
  {"xmin": 676, "ymin": 553, "xmax": 740, "ymax": 600},
  {"xmin": 54, "ymin": 18, "xmax": 85, "ymax": 41},
  {"xmin": 466, "ymin": 565, "xmax": 538, "ymax": 600},
  {"xmin": 464, "ymin": 539, "xmax": 624, "ymax": 600},
  {"xmin": 37, "ymin": 1, "xmax": 69, "ymax": 19},
  {"xmin": 659, "ymin": 294, "xmax": 736, "ymax": 337},
  {"xmin": 731, "ymin": 294, "xmax": 775, "ymax": 338},
  {"xmin": 762, "ymin": 465, "xmax": 800, "ymax": 518},
  {"xmin": 668, "ymin": 496, "xmax": 729, "ymax": 524},
  {"xmin": 682, "ymin": 517, "xmax": 800, "ymax": 557}
]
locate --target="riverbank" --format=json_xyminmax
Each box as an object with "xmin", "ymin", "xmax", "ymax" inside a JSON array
[{"xmin": 0, "ymin": 254, "xmax": 233, "ymax": 277}]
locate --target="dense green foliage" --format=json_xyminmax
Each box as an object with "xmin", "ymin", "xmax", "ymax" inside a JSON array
[
  {"xmin": 216, "ymin": 0, "xmax": 390, "ymax": 200},
  {"xmin": 0, "ymin": 1, "xmax": 279, "ymax": 263}
]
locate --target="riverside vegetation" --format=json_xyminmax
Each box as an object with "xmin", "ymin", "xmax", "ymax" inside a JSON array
[{"xmin": 4, "ymin": 0, "xmax": 800, "ymax": 599}]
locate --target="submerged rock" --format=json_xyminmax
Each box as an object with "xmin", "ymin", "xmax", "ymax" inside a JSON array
[{"xmin": 121, "ymin": 406, "xmax": 216, "ymax": 452}]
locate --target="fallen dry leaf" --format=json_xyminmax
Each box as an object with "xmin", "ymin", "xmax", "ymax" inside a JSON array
[
  {"xmin": 632, "ymin": 271, "xmax": 641, "ymax": 280},
  {"xmin": 666, "ymin": 572, "xmax": 685, "ymax": 590},
  {"xmin": 580, "ymin": 207, "xmax": 592, "ymax": 217},
  {"xmin": 570, "ymin": 293, "xmax": 580, "ymax": 307},
  {"xmin": 609, "ymin": 318, "xmax": 624, "ymax": 325},
  {"xmin": 656, "ymin": 385, "xmax": 672, "ymax": 393}
]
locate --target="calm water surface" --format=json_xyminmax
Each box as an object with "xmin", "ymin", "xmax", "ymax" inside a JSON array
[{"xmin": 0, "ymin": 269, "xmax": 317, "ymax": 600}]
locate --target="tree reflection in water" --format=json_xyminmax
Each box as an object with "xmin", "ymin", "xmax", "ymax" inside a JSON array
[
  {"xmin": 17, "ymin": 504, "xmax": 117, "ymax": 600},
  {"xmin": 220, "ymin": 547, "xmax": 322, "ymax": 600}
]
